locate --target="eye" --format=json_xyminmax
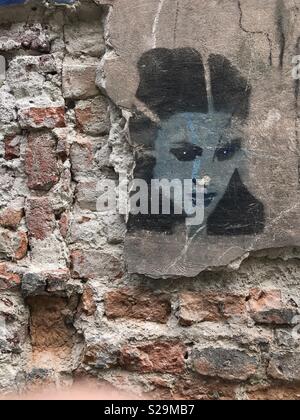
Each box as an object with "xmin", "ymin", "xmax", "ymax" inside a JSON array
[
  {"xmin": 170, "ymin": 144, "xmax": 203, "ymax": 161},
  {"xmin": 215, "ymin": 138, "xmax": 241, "ymax": 162}
]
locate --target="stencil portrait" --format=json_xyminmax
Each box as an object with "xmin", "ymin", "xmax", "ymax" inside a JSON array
[{"xmin": 128, "ymin": 47, "xmax": 265, "ymax": 237}]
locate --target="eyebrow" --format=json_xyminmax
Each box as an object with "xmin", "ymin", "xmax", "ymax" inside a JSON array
[{"xmin": 217, "ymin": 137, "xmax": 242, "ymax": 148}]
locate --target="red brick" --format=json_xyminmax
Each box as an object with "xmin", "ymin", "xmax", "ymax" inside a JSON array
[
  {"xmin": 19, "ymin": 106, "xmax": 66, "ymax": 129},
  {"xmin": 248, "ymin": 289, "xmax": 297, "ymax": 325},
  {"xmin": 0, "ymin": 263, "xmax": 21, "ymax": 290},
  {"xmin": 26, "ymin": 197, "xmax": 55, "ymax": 240},
  {"xmin": 193, "ymin": 347, "xmax": 258, "ymax": 381},
  {"xmin": 105, "ymin": 288, "xmax": 171, "ymax": 323},
  {"xmin": 27, "ymin": 296, "xmax": 75, "ymax": 350},
  {"xmin": 178, "ymin": 291, "xmax": 247, "ymax": 326},
  {"xmin": 119, "ymin": 341, "xmax": 187, "ymax": 374},
  {"xmin": 0, "ymin": 208, "xmax": 23, "ymax": 230},
  {"xmin": 81, "ymin": 286, "xmax": 97, "ymax": 316},
  {"xmin": 25, "ymin": 132, "xmax": 60, "ymax": 191},
  {"xmin": 4, "ymin": 135, "xmax": 21, "ymax": 160},
  {"xmin": 15, "ymin": 231, "xmax": 28, "ymax": 260},
  {"xmin": 71, "ymin": 249, "xmax": 123, "ymax": 280}
]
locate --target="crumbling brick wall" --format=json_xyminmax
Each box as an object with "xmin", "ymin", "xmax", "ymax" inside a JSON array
[{"xmin": 0, "ymin": 0, "xmax": 300, "ymax": 400}]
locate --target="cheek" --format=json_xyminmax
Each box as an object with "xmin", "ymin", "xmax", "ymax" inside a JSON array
[
  {"xmin": 207, "ymin": 160, "xmax": 238, "ymax": 190},
  {"xmin": 153, "ymin": 153, "xmax": 194, "ymax": 180}
]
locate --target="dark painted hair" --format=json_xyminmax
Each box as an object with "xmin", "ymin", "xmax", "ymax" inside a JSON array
[{"xmin": 136, "ymin": 48, "xmax": 251, "ymax": 119}]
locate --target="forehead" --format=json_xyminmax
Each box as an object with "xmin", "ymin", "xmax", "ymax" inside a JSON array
[{"xmin": 158, "ymin": 112, "xmax": 234, "ymax": 144}]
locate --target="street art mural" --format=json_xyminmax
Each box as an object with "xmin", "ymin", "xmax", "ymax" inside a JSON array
[
  {"xmin": 128, "ymin": 48, "xmax": 265, "ymax": 237},
  {"xmin": 98, "ymin": 0, "xmax": 300, "ymax": 277}
]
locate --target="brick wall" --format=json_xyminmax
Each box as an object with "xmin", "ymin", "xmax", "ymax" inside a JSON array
[{"xmin": 0, "ymin": 0, "xmax": 300, "ymax": 400}]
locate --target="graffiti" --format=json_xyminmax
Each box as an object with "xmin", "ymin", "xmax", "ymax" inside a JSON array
[{"xmin": 128, "ymin": 48, "xmax": 265, "ymax": 236}]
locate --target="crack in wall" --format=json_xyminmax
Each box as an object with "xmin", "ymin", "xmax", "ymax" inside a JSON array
[
  {"xmin": 173, "ymin": 0, "xmax": 179, "ymax": 48},
  {"xmin": 152, "ymin": 0, "xmax": 166, "ymax": 49},
  {"xmin": 276, "ymin": 0, "xmax": 287, "ymax": 69},
  {"xmin": 237, "ymin": 0, "xmax": 273, "ymax": 66},
  {"xmin": 295, "ymin": 36, "xmax": 300, "ymax": 186}
]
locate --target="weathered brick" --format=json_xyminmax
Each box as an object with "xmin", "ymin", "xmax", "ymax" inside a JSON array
[
  {"xmin": 71, "ymin": 249, "xmax": 123, "ymax": 280},
  {"xmin": 22, "ymin": 269, "xmax": 70, "ymax": 297},
  {"xmin": 75, "ymin": 97, "xmax": 110, "ymax": 136},
  {"xmin": 105, "ymin": 288, "xmax": 171, "ymax": 323},
  {"xmin": 25, "ymin": 132, "xmax": 60, "ymax": 191},
  {"xmin": 245, "ymin": 384, "xmax": 300, "ymax": 400},
  {"xmin": 84, "ymin": 342, "xmax": 119, "ymax": 369},
  {"xmin": 14, "ymin": 231, "xmax": 28, "ymax": 260},
  {"xmin": 0, "ymin": 263, "xmax": 21, "ymax": 291},
  {"xmin": 4, "ymin": 135, "xmax": 21, "ymax": 160},
  {"xmin": 193, "ymin": 347, "xmax": 259, "ymax": 381},
  {"xmin": 62, "ymin": 57, "xmax": 99, "ymax": 100},
  {"xmin": 27, "ymin": 296, "xmax": 75, "ymax": 350},
  {"xmin": 268, "ymin": 351, "xmax": 300, "ymax": 382},
  {"xmin": 171, "ymin": 375, "xmax": 237, "ymax": 401},
  {"xmin": 26, "ymin": 197, "xmax": 55, "ymax": 240},
  {"xmin": 54, "ymin": 128, "xmax": 71, "ymax": 161},
  {"xmin": 81, "ymin": 286, "xmax": 97, "ymax": 316},
  {"xmin": 70, "ymin": 137, "xmax": 94, "ymax": 177},
  {"xmin": 19, "ymin": 107, "xmax": 66, "ymax": 130},
  {"xmin": 65, "ymin": 21, "xmax": 105, "ymax": 57},
  {"xmin": 178, "ymin": 291, "xmax": 247, "ymax": 326},
  {"xmin": 0, "ymin": 228, "xmax": 28, "ymax": 261},
  {"xmin": 76, "ymin": 180, "xmax": 98, "ymax": 211},
  {"xmin": 45, "ymin": 269, "xmax": 70, "ymax": 294},
  {"xmin": 119, "ymin": 341, "xmax": 187, "ymax": 374},
  {"xmin": 0, "ymin": 207, "xmax": 23, "ymax": 230},
  {"xmin": 248, "ymin": 289, "xmax": 297, "ymax": 325}
]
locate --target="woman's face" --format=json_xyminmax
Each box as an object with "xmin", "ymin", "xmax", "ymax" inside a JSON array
[{"xmin": 153, "ymin": 112, "xmax": 245, "ymax": 222}]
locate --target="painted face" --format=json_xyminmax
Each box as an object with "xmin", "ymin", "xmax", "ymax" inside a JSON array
[{"xmin": 153, "ymin": 112, "xmax": 244, "ymax": 221}]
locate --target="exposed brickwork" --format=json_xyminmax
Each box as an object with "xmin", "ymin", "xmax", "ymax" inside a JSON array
[
  {"xmin": 0, "ymin": 207, "xmax": 23, "ymax": 230},
  {"xmin": 19, "ymin": 107, "xmax": 66, "ymax": 130},
  {"xmin": 178, "ymin": 291, "xmax": 247, "ymax": 325},
  {"xmin": 25, "ymin": 132, "xmax": 60, "ymax": 191},
  {"xmin": 4, "ymin": 135, "xmax": 21, "ymax": 160},
  {"xmin": 0, "ymin": 263, "xmax": 21, "ymax": 290},
  {"xmin": 26, "ymin": 197, "xmax": 55, "ymax": 240},
  {"xmin": 71, "ymin": 249, "xmax": 123, "ymax": 280},
  {"xmin": 0, "ymin": 0, "xmax": 299, "ymax": 401},
  {"xmin": 104, "ymin": 288, "xmax": 171, "ymax": 323},
  {"xmin": 119, "ymin": 341, "xmax": 187, "ymax": 374},
  {"xmin": 192, "ymin": 347, "xmax": 259, "ymax": 381}
]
